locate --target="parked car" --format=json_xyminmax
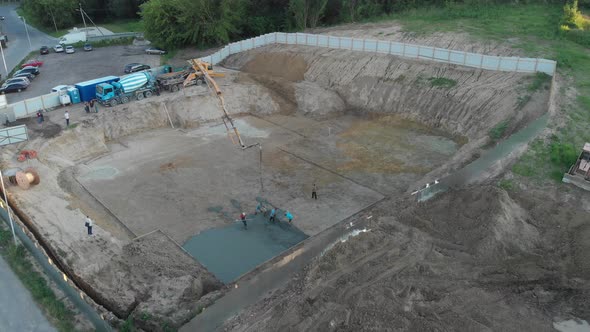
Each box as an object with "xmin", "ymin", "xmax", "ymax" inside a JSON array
[
  {"xmin": 145, "ymin": 47, "xmax": 167, "ymax": 55},
  {"xmin": 124, "ymin": 63, "xmax": 150, "ymax": 73},
  {"xmin": 4, "ymin": 77, "xmax": 31, "ymax": 86},
  {"xmin": 51, "ymin": 85, "xmax": 74, "ymax": 93},
  {"xmin": 21, "ymin": 59, "xmax": 44, "ymax": 68},
  {"xmin": 65, "ymin": 45, "xmax": 75, "ymax": 54},
  {"xmin": 40, "ymin": 46, "xmax": 49, "ymax": 55},
  {"xmin": 12, "ymin": 72, "xmax": 35, "ymax": 80},
  {"xmin": 0, "ymin": 82, "xmax": 28, "ymax": 94},
  {"xmin": 83, "ymin": 43, "xmax": 93, "ymax": 51},
  {"xmin": 53, "ymin": 44, "xmax": 64, "ymax": 53},
  {"xmin": 15, "ymin": 66, "xmax": 39, "ymax": 76}
]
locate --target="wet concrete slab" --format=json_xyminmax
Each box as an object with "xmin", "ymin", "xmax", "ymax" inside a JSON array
[{"xmin": 183, "ymin": 213, "xmax": 308, "ymax": 283}]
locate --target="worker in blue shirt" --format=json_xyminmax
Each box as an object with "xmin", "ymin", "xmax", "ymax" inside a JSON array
[{"xmin": 285, "ymin": 211, "xmax": 293, "ymax": 223}]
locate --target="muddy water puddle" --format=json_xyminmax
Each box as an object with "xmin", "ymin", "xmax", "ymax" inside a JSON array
[
  {"xmin": 336, "ymin": 115, "xmax": 462, "ymax": 174},
  {"xmin": 183, "ymin": 214, "xmax": 308, "ymax": 283}
]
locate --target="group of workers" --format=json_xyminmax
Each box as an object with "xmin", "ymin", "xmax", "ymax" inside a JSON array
[{"xmin": 238, "ymin": 183, "xmax": 318, "ymax": 230}]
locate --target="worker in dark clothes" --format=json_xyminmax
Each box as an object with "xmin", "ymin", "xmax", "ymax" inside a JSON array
[
  {"xmin": 90, "ymin": 99, "xmax": 98, "ymax": 113},
  {"xmin": 84, "ymin": 102, "xmax": 90, "ymax": 113},
  {"xmin": 269, "ymin": 208, "xmax": 276, "ymax": 223},
  {"xmin": 240, "ymin": 212, "xmax": 247, "ymax": 229},
  {"xmin": 312, "ymin": 183, "xmax": 318, "ymax": 200}
]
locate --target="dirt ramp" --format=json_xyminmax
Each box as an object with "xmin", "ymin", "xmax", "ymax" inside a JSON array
[
  {"xmin": 241, "ymin": 52, "xmax": 308, "ymax": 82},
  {"xmin": 398, "ymin": 186, "xmax": 540, "ymax": 259}
]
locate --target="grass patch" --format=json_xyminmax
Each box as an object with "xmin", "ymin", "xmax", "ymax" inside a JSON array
[
  {"xmin": 70, "ymin": 37, "xmax": 135, "ymax": 49},
  {"xmin": 428, "ymin": 77, "xmax": 457, "ymax": 88},
  {"xmin": 102, "ymin": 19, "xmax": 144, "ymax": 33},
  {"xmin": 498, "ymin": 179, "xmax": 515, "ymax": 191},
  {"xmin": 516, "ymin": 95, "xmax": 532, "ymax": 109},
  {"xmin": 0, "ymin": 227, "xmax": 76, "ymax": 331},
  {"xmin": 489, "ymin": 120, "xmax": 510, "ymax": 140},
  {"xmin": 527, "ymin": 72, "xmax": 552, "ymax": 92}
]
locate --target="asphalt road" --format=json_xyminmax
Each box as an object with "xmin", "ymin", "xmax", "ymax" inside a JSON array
[
  {"xmin": 0, "ymin": 4, "xmax": 57, "ymax": 76},
  {"xmin": 0, "ymin": 255, "xmax": 56, "ymax": 332}
]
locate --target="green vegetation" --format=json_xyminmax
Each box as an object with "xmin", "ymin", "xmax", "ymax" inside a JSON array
[
  {"xmin": 428, "ymin": 77, "xmax": 456, "ymax": 89},
  {"xmin": 102, "ymin": 19, "xmax": 144, "ymax": 33},
  {"xmin": 489, "ymin": 120, "xmax": 510, "ymax": 141},
  {"xmin": 498, "ymin": 179, "xmax": 515, "ymax": 191},
  {"xmin": 70, "ymin": 37, "xmax": 135, "ymax": 49},
  {"xmin": 528, "ymin": 72, "xmax": 551, "ymax": 92},
  {"xmin": 0, "ymin": 227, "xmax": 76, "ymax": 332},
  {"xmin": 120, "ymin": 317, "xmax": 136, "ymax": 332}
]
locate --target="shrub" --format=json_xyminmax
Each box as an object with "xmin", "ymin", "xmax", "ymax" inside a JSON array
[
  {"xmin": 549, "ymin": 141, "xmax": 578, "ymax": 168},
  {"xmin": 428, "ymin": 77, "xmax": 457, "ymax": 88}
]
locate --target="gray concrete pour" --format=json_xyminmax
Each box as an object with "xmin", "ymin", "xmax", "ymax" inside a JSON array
[{"xmin": 0, "ymin": 255, "xmax": 57, "ymax": 332}]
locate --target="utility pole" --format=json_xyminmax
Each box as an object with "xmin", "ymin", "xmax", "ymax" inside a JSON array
[{"xmin": 79, "ymin": 3, "xmax": 87, "ymax": 35}]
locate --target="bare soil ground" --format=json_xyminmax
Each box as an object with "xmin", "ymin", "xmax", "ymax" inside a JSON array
[
  {"xmin": 0, "ymin": 23, "xmax": 563, "ymax": 331},
  {"xmin": 222, "ymin": 185, "xmax": 590, "ymax": 331}
]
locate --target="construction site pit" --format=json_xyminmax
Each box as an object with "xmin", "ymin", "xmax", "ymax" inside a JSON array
[{"xmin": 4, "ymin": 42, "xmax": 553, "ymax": 330}]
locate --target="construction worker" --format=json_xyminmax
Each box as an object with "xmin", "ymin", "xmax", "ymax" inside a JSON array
[
  {"xmin": 269, "ymin": 208, "xmax": 276, "ymax": 223},
  {"xmin": 312, "ymin": 183, "xmax": 318, "ymax": 200},
  {"xmin": 285, "ymin": 211, "xmax": 293, "ymax": 223},
  {"xmin": 255, "ymin": 202, "xmax": 262, "ymax": 215},
  {"xmin": 84, "ymin": 102, "xmax": 90, "ymax": 113},
  {"xmin": 64, "ymin": 110, "xmax": 70, "ymax": 127},
  {"xmin": 240, "ymin": 212, "xmax": 247, "ymax": 229},
  {"xmin": 36, "ymin": 110, "xmax": 44, "ymax": 124}
]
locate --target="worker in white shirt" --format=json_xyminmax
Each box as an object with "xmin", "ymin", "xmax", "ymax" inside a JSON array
[{"xmin": 85, "ymin": 216, "xmax": 93, "ymax": 235}]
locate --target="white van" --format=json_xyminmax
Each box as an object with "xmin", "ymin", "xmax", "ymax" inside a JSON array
[{"xmin": 59, "ymin": 31, "xmax": 86, "ymax": 45}]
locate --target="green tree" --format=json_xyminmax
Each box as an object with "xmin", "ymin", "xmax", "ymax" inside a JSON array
[
  {"xmin": 562, "ymin": 0, "xmax": 584, "ymax": 29},
  {"xmin": 22, "ymin": 0, "xmax": 78, "ymax": 29},
  {"xmin": 289, "ymin": 0, "xmax": 329, "ymax": 29},
  {"xmin": 140, "ymin": 0, "xmax": 245, "ymax": 48},
  {"xmin": 108, "ymin": 0, "xmax": 147, "ymax": 19}
]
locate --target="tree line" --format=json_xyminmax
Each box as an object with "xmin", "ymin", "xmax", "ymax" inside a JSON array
[{"xmin": 23, "ymin": 0, "xmax": 568, "ymax": 48}]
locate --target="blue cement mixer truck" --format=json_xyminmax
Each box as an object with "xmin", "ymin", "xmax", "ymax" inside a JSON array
[{"xmin": 96, "ymin": 71, "xmax": 158, "ymax": 106}]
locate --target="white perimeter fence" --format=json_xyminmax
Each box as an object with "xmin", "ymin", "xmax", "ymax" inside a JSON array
[
  {"xmin": 201, "ymin": 32, "xmax": 557, "ymax": 76},
  {"xmin": 1, "ymin": 32, "xmax": 556, "ymax": 123}
]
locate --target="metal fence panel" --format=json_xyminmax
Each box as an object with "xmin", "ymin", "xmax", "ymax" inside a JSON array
[
  {"xmin": 449, "ymin": 51, "xmax": 465, "ymax": 64},
  {"xmin": 364, "ymin": 40, "xmax": 377, "ymax": 52},
  {"xmin": 517, "ymin": 58, "xmax": 536, "ymax": 73},
  {"xmin": 377, "ymin": 41, "xmax": 389, "ymax": 54},
  {"xmin": 405, "ymin": 45, "xmax": 419, "ymax": 58},
  {"xmin": 465, "ymin": 53, "xmax": 482, "ymax": 67},
  {"xmin": 340, "ymin": 37, "xmax": 352, "ymax": 50},
  {"xmin": 482, "ymin": 55, "xmax": 500, "ymax": 70}
]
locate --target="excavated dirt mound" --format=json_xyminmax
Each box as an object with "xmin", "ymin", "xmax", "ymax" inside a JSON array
[
  {"xmin": 88, "ymin": 231, "xmax": 222, "ymax": 330},
  {"xmin": 224, "ymin": 45, "xmax": 550, "ymax": 140},
  {"xmin": 222, "ymin": 186, "xmax": 590, "ymax": 331}
]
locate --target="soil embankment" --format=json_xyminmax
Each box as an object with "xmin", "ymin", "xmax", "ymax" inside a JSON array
[{"xmin": 222, "ymin": 186, "xmax": 590, "ymax": 331}]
